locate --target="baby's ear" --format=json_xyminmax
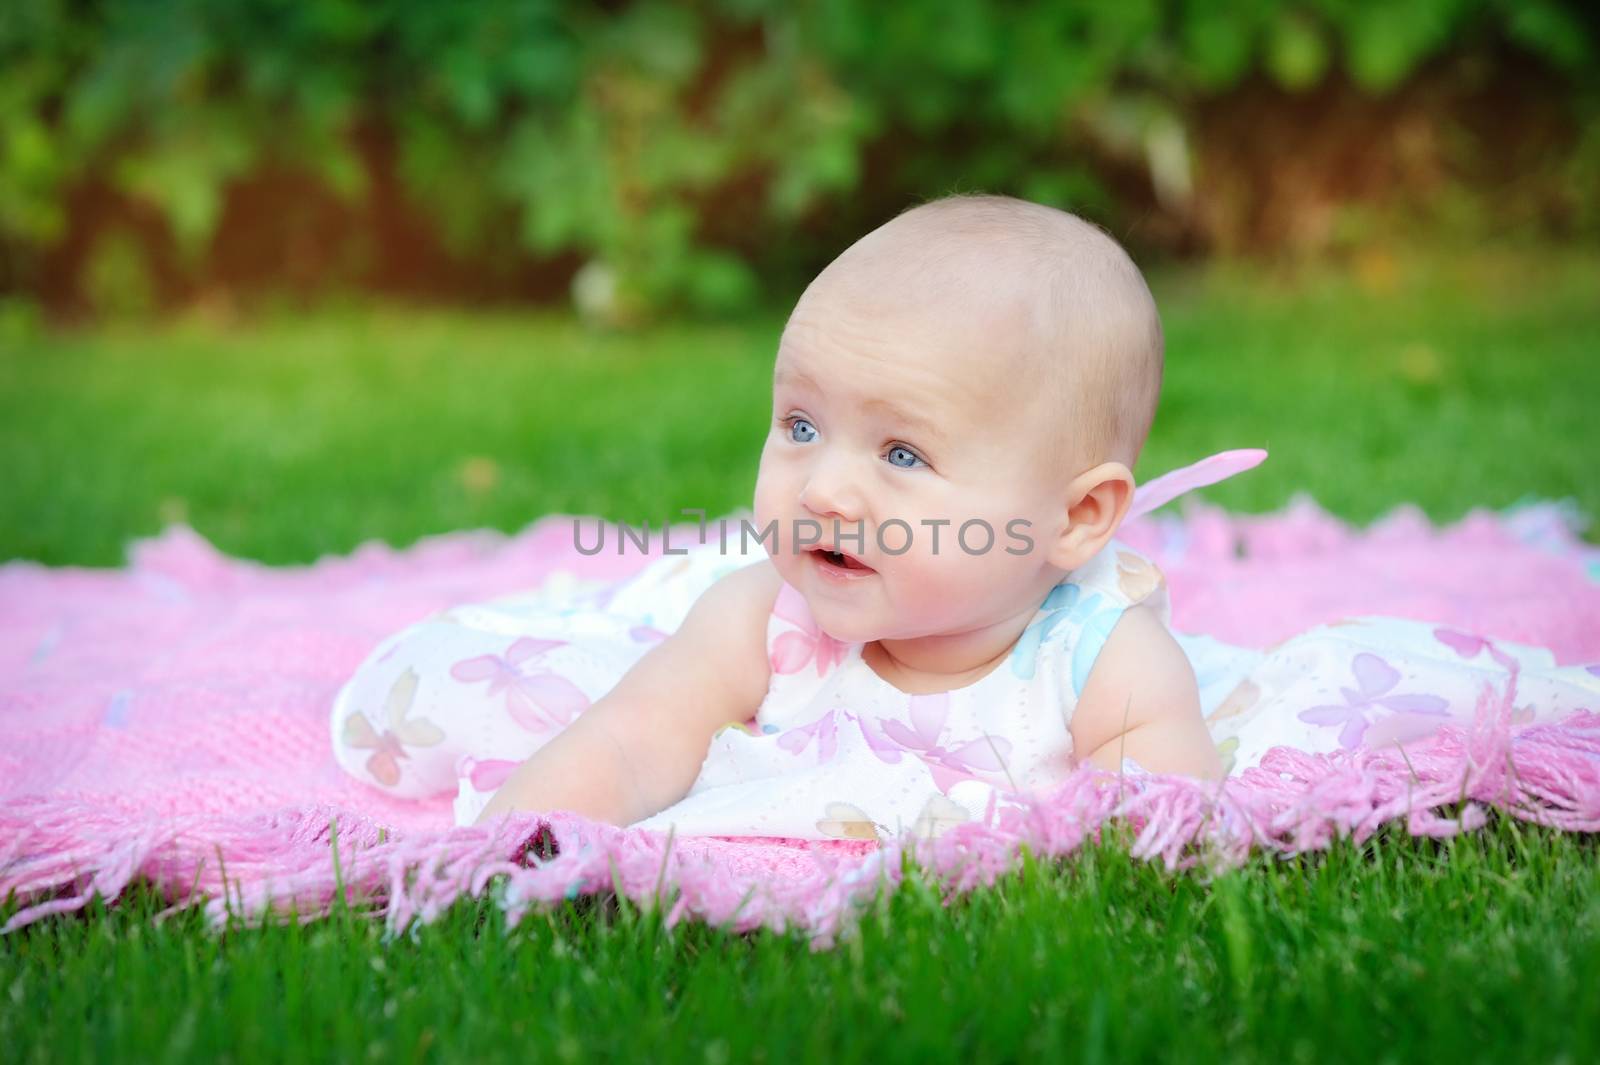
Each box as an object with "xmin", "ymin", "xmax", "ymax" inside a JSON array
[{"xmin": 1044, "ymin": 462, "xmax": 1134, "ymax": 570}]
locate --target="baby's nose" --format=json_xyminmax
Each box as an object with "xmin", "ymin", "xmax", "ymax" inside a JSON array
[{"xmin": 798, "ymin": 456, "xmax": 865, "ymax": 523}]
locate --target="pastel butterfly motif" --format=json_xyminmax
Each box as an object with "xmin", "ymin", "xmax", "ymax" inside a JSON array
[
  {"xmin": 769, "ymin": 583, "xmax": 849, "ymax": 677},
  {"xmin": 1427, "ymin": 627, "xmax": 1551, "ymax": 730},
  {"xmin": 1207, "ymin": 678, "xmax": 1261, "ymax": 723},
  {"xmin": 777, "ymin": 707, "xmax": 842, "ymax": 762},
  {"xmin": 868, "ymin": 692, "xmax": 1015, "ymax": 795},
  {"xmin": 1010, "ymin": 583, "xmax": 1086, "ymax": 680},
  {"xmin": 1296, "ymin": 652, "xmax": 1449, "ymax": 749},
  {"xmin": 1011, "ymin": 582, "xmax": 1121, "ymax": 687},
  {"xmin": 340, "ymin": 667, "xmax": 444, "ymax": 788},
  {"xmin": 1069, "ymin": 604, "xmax": 1133, "ymax": 698},
  {"xmin": 578, "ymin": 585, "xmax": 621, "ymax": 611},
  {"xmin": 1114, "ymin": 551, "xmax": 1165, "ymax": 603},
  {"xmin": 456, "ymin": 755, "xmax": 519, "ymax": 793},
  {"xmin": 772, "ymin": 705, "xmax": 887, "ymax": 761},
  {"xmin": 815, "ymin": 800, "xmax": 881, "ymax": 841},
  {"xmin": 815, "ymin": 793, "xmax": 971, "ymax": 842},
  {"xmin": 1433, "ymin": 627, "xmax": 1520, "ymax": 672},
  {"xmin": 449, "ymin": 636, "xmax": 590, "ymax": 733}
]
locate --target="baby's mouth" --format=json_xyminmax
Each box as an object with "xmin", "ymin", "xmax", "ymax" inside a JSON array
[{"xmin": 809, "ymin": 546, "xmax": 876, "ymax": 574}]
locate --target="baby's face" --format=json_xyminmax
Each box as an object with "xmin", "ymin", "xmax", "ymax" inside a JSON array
[{"xmin": 753, "ymin": 282, "xmax": 1074, "ymax": 644}]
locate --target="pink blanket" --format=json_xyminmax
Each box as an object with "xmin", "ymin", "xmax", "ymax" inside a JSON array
[{"xmin": 4, "ymin": 494, "xmax": 1599, "ymax": 944}]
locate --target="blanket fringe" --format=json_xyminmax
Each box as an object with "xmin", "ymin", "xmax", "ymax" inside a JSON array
[{"xmin": 4, "ymin": 667, "xmax": 1597, "ymax": 947}]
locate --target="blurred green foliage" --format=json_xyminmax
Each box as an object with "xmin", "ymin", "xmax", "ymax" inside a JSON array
[{"xmin": 1, "ymin": 0, "xmax": 1596, "ymax": 320}]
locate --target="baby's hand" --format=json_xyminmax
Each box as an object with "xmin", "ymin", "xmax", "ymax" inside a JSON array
[{"xmin": 1068, "ymin": 603, "xmax": 1222, "ymax": 780}]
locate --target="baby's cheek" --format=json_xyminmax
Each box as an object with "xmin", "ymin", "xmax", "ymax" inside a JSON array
[
  {"xmin": 750, "ymin": 481, "xmax": 791, "ymax": 563},
  {"xmin": 751, "ymin": 481, "xmax": 778, "ymax": 536}
]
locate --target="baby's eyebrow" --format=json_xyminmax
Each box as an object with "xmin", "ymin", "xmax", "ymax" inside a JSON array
[
  {"xmin": 773, "ymin": 365, "xmax": 816, "ymax": 390},
  {"xmin": 863, "ymin": 396, "xmax": 947, "ymax": 447}
]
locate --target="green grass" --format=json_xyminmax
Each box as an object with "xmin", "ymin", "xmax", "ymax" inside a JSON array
[
  {"xmin": 1, "ymin": 248, "xmax": 1595, "ymax": 567},
  {"xmin": 5, "ymin": 824, "xmax": 1598, "ymax": 1063},
  {"xmin": 2, "ymin": 249, "xmax": 1598, "ymax": 1062}
]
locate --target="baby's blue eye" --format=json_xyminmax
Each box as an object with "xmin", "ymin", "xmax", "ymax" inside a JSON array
[
  {"xmin": 787, "ymin": 418, "xmax": 817, "ymax": 444},
  {"xmin": 886, "ymin": 445, "xmax": 924, "ymax": 469}
]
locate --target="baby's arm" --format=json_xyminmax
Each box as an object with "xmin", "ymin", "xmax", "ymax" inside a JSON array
[
  {"xmin": 474, "ymin": 559, "xmax": 782, "ymax": 827},
  {"xmin": 1068, "ymin": 603, "xmax": 1223, "ymax": 779}
]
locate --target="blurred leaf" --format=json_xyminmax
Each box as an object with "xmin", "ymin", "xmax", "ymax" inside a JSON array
[
  {"xmin": 600, "ymin": 1, "xmax": 702, "ymax": 85},
  {"xmin": 113, "ymin": 124, "xmax": 255, "ymax": 259},
  {"xmin": 1021, "ymin": 168, "xmax": 1111, "ymax": 217},
  {"xmin": 1267, "ymin": 11, "xmax": 1328, "ymax": 91},
  {"xmin": 443, "ymin": 49, "xmax": 497, "ymax": 129},
  {"xmin": 304, "ymin": 133, "xmax": 366, "ymax": 203},
  {"xmin": 497, "ymin": 111, "xmax": 613, "ymax": 255},
  {"xmin": 1342, "ymin": 0, "xmax": 1460, "ymax": 93},
  {"xmin": 1181, "ymin": 1, "xmax": 1257, "ymax": 89},
  {"xmin": 83, "ymin": 228, "xmax": 156, "ymax": 319},
  {"xmin": 0, "ymin": 106, "xmax": 68, "ymax": 241},
  {"xmin": 680, "ymin": 248, "xmax": 759, "ymax": 315},
  {"xmin": 1505, "ymin": 0, "xmax": 1595, "ymax": 72}
]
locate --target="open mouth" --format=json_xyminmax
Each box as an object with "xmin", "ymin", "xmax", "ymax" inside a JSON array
[{"xmin": 810, "ymin": 547, "xmax": 875, "ymax": 574}]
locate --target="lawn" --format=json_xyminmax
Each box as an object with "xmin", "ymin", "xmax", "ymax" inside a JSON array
[
  {"xmin": 3, "ymin": 248, "xmax": 1596, "ymax": 568},
  {"xmin": 3, "ymin": 248, "xmax": 1598, "ymax": 1062}
]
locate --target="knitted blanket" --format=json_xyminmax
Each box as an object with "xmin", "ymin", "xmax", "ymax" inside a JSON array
[{"xmin": 3, "ymin": 494, "xmax": 1598, "ymax": 946}]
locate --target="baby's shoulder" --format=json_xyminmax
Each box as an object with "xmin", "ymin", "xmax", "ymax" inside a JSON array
[
  {"xmin": 1026, "ymin": 542, "xmax": 1170, "ymax": 682},
  {"xmin": 1034, "ymin": 540, "xmax": 1178, "ymax": 730},
  {"xmin": 683, "ymin": 556, "xmax": 782, "ymax": 635},
  {"xmin": 1066, "ymin": 600, "xmax": 1198, "ymax": 751},
  {"xmin": 673, "ymin": 558, "xmax": 783, "ymax": 698}
]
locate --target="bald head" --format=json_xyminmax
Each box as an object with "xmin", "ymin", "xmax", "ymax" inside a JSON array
[{"xmin": 798, "ymin": 193, "xmax": 1164, "ymax": 478}]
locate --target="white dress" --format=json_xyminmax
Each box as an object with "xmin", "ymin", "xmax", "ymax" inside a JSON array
[{"xmin": 628, "ymin": 537, "xmax": 1170, "ymax": 840}]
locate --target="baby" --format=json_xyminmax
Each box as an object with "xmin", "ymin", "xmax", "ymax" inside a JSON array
[{"xmin": 469, "ymin": 193, "xmax": 1222, "ymax": 835}]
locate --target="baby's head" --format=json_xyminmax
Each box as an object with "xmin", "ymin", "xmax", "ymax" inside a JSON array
[{"xmin": 753, "ymin": 193, "xmax": 1163, "ymax": 644}]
